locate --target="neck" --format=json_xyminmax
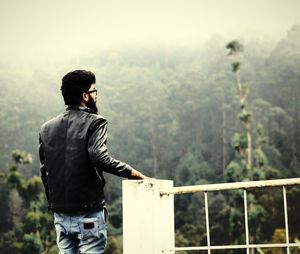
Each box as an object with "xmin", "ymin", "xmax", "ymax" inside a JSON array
[{"xmin": 80, "ymin": 102, "xmax": 88, "ymax": 108}]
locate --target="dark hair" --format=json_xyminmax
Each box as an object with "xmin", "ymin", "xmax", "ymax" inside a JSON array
[{"xmin": 61, "ymin": 70, "xmax": 96, "ymax": 105}]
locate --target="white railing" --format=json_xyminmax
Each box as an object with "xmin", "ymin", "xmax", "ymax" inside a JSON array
[{"xmin": 122, "ymin": 178, "xmax": 300, "ymax": 254}]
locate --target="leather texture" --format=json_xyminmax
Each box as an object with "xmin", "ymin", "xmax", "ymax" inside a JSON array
[{"xmin": 39, "ymin": 105, "xmax": 133, "ymax": 213}]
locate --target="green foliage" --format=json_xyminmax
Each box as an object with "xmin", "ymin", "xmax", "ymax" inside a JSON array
[
  {"xmin": 0, "ymin": 180, "xmax": 10, "ymax": 232},
  {"xmin": 231, "ymin": 61, "xmax": 241, "ymax": 72},
  {"xmin": 22, "ymin": 233, "xmax": 43, "ymax": 254},
  {"xmin": 232, "ymin": 133, "xmax": 248, "ymax": 150},
  {"xmin": 48, "ymin": 245, "xmax": 59, "ymax": 254},
  {"xmin": 264, "ymin": 166, "xmax": 282, "ymax": 179},
  {"xmin": 6, "ymin": 171, "xmax": 25, "ymax": 188},
  {"xmin": 25, "ymin": 176, "xmax": 43, "ymax": 202},
  {"xmin": 176, "ymin": 223, "xmax": 206, "ymax": 247},
  {"xmin": 225, "ymin": 161, "xmax": 248, "ymax": 182},
  {"xmin": 0, "ymin": 230, "xmax": 23, "ymax": 254},
  {"xmin": 222, "ymin": 35, "xmax": 300, "ymax": 252},
  {"xmin": 0, "ymin": 25, "xmax": 300, "ymax": 253},
  {"xmin": 175, "ymin": 147, "xmax": 214, "ymax": 185},
  {"xmin": 12, "ymin": 149, "xmax": 32, "ymax": 164},
  {"xmin": 226, "ymin": 40, "xmax": 244, "ymax": 55},
  {"xmin": 107, "ymin": 198, "xmax": 123, "ymax": 230},
  {"xmin": 105, "ymin": 236, "xmax": 122, "ymax": 254},
  {"xmin": 175, "ymin": 233, "xmax": 189, "ymax": 254},
  {"xmin": 0, "ymin": 150, "xmax": 56, "ymax": 253},
  {"xmin": 248, "ymin": 202, "xmax": 267, "ymax": 239},
  {"xmin": 262, "ymin": 229, "xmax": 286, "ymax": 254},
  {"xmin": 254, "ymin": 149, "xmax": 268, "ymax": 167},
  {"xmin": 238, "ymin": 110, "xmax": 252, "ymax": 123},
  {"xmin": 24, "ymin": 211, "xmax": 42, "ymax": 232}
]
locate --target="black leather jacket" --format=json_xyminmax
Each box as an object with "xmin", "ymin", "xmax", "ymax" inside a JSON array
[{"xmin": 38, "ymin": 105, "xmax": 133, "ymax": 213}]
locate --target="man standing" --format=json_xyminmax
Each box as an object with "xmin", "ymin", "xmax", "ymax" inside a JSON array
[{"xmin": 38, "ymin": 70, "xmax": 148, "ymax": 253}]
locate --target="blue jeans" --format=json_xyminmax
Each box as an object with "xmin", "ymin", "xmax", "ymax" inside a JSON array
[{"xmin": 54, "ymin": 209, "xmax": 107, "ymax": 254}]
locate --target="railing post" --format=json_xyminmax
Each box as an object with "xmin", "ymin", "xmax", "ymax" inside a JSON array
[
  {"xmin": 204, "ymin": 192, "xmax": 211, "ymax": 254},
  {"xmin": 123, "ymin": 179, "xmax": 175, "ymax": 254},
  {"xmin": 283, "ymin": 186, "xmax": 290, "ymax": 254}
]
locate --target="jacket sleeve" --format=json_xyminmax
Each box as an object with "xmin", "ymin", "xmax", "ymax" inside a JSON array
[
  {"xmin": 38, "ymin": 133, "xmax": 50, "ymax": 202},
  {"xmin": 88, "ymin": 118, "xmax": 133, "ymax": 177}
]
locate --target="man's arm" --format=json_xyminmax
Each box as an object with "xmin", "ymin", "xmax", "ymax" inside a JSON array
[
  {"xmin": 38, "ymin": 134, "xmax": 50, "ymax": 201},
  {"xmin": 88, "ymin": 118, "xmax": 148, "ymax": 179},
  {"xmin": 128, "ymin": 168, "xmax": 149, "ymax": 179}
]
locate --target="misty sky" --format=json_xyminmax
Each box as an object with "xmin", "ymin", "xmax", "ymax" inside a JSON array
[{"xmin": 0, "ymin": 0, "xmax": 299, "ymax": 64}]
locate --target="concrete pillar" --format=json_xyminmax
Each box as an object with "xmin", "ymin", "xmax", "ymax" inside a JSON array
[{"xmin": 123, "ymin": 179, "xmax": 175, "ymax": 254}]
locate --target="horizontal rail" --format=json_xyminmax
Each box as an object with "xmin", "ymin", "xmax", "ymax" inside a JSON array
[
  {"xmin": 174, "ymin": 243, "xmax": 300, "ymax": 251},
  {"xmin": 160, "ymin": 178, "xmax": 300, "ymax": 195}
]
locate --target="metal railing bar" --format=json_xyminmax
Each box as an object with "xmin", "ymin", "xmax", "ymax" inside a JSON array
[
  {"xmin": 160, "ymin": 178, "xmax": 300, "ymax": 195},
  {"xmin": 204, "ymin": 192, "xmax": 211, "ymax": 254},
  {"xmin": 244, "ymin": 189, "xmax": 250, "ymax": 254},
  {"xmin": 174, "ymin": 243, "xmax": 300, "ymax": 251},
  {"xmin": 283, "ymin": 186, "xmax": 290, "ymax": 254},
  {"xmin": 167, "ymin": 179, "xmax": 300, "ymax": 253}
]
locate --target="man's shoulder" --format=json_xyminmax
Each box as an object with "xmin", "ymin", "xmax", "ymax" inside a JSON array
[
  {"xmin": 40, "ymin": 113, "xmax": 64, "ymax": 132},
  {"xmin": 86, "ymin": 113, "xmax": 108, "ymax": 128},
  {"xmin": 88, "ymin": 112, "xmax": 107, "ymax": 122}
]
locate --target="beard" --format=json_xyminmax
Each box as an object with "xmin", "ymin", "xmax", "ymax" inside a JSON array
[{"xmin": 87, "ymin": 95, "xmax": 98, "ymax": 113}]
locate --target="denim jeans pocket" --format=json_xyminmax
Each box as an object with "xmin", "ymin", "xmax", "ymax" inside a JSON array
[{"xmin": 78, "ymin": 217, "xmax": 100, "ymax": 240}]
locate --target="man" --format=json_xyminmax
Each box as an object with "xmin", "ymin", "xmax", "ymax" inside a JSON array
[{"xmin": 38, "ymin": 70, "xmax": 148, "ymax": 253}]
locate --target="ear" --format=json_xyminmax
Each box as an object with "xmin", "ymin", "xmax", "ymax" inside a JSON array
[{"xmin": 82, "ymin": 92, "xmax": 89, "ymax": 103}]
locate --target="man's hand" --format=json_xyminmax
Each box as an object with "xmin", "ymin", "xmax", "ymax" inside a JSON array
[{"xmin": 128, "ymin": 169, "xmax": 150, "ymax": 180}]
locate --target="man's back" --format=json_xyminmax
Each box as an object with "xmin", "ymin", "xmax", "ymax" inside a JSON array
[{"xmin": 39, "ymin": 105, "xmax": 106, "ymax": 213}]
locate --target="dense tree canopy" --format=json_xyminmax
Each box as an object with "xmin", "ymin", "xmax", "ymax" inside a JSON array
[{"xmin": 0, "ymin": 25, "xmax": 300, "ymax": 253}]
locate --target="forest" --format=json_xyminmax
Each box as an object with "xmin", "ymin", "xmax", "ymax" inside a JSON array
[{"xmin": 0, "ymin": 25, "xmax": 300, "ymax": 253}]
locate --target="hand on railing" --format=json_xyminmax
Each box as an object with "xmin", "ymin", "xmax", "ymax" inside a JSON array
[{"xmin": 128, "ymin": 169, "xmax": 150, "ymax": 180}]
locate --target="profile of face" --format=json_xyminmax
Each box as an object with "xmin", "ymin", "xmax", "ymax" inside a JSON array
[{"xmin": 84, "ymin": 84, "xmax": 98, "ymax": 113}]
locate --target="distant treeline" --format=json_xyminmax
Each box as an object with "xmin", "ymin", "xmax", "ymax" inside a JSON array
[{"xmin": 0, "ymin": 25, "xmax": 300, "ymax": 253}]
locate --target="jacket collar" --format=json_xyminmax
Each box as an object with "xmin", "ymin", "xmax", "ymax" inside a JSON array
[
  {"xmin": 66, "ymin": 105, "xmax": 98, "ymax": 114},
  {"xmin": 66, "ymin": 105, "xmax": 87, "ymax": 111}
]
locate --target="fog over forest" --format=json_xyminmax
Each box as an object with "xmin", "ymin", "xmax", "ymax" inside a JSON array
[
  {"xmin": 0, "ymin": 0, "xmax": 300, "ymax": 65},
  {"xmin": 0, "ymin": 1, "xmax": 300, "ymax": 253}
]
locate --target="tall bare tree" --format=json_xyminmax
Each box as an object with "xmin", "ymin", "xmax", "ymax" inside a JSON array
[{"xmin": 226, "ymin": 40, "xmax": 253, "ymax": 178}]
